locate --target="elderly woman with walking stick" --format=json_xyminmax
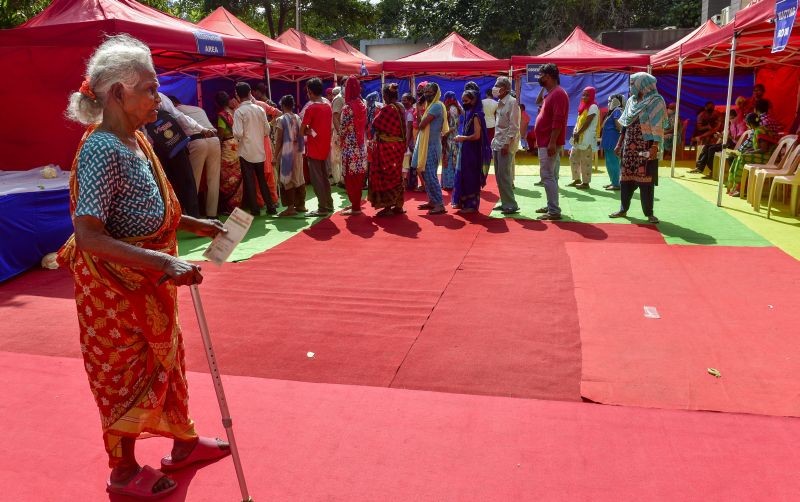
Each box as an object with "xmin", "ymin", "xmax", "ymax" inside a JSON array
[{"xmin": 59, "ymin": 34, "xmax": 231, "ymax": 498}]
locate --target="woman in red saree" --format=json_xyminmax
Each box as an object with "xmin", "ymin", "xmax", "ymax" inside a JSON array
[
  {"xmin": 60, "ymin": 35, "xmax": 230, "ymax": 499},
  {"xmin": 369, "ymin": 83, "xmax": 407, "ymax": 216}
]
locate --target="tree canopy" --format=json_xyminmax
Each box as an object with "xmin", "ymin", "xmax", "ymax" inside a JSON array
[{"xmin": 1, "ymin": 0, "xmax": 701, "ymax": 57}]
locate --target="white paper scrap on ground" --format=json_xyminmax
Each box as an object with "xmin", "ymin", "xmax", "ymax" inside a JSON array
[
  {"xmin": 643, "ymin": 306, "xmax": 661, "ymax": 319},
  {"xmin": 202, "ymin": 207, "xmax": 254, "ymax": 265},
  {"xmin": 307, "ymin": 352, "xmax": 315, "ymax": 358}
]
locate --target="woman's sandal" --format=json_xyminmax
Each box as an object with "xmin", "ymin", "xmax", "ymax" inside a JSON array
[
  {"xmin": 106, "ymin": 465, "xmax": 177, "ymax": 499},
  {"xmin": 161, "ymin": 437, "xmax": 231, "ymax": 472}
]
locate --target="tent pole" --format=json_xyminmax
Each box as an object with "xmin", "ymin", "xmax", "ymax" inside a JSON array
[
  {"xmin": 717, "ymin": 33, "xmax": 738, "ymax": 207},
  {"xmin": 381, "ymin": 71, "xmax": 385, "ymax": 98},
  {"xmin": 670, "ymin": 58, "xmax": 684, "ymax": 178},
  {"xmin": 265, "ymin": 66, "xmax": 272, "ymax": 100},
  {"xmin": 296, "ymin": 80, "xmax": 300, "ymax": 106},
  {"xmin": 647, "ymin": 64, "xmax": 653, "ymax": 75},
  {"xmin": 411, "ymin": 75, "xmax": 416, "ymax": 98}
]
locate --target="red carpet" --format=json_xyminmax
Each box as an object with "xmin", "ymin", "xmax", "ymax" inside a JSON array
[
  {"xmin": 0, "ymin": 217, "xmax": 663, "ymax": 399},
  {"xmin": 569, "ymin": 242, "xmax": 800, "ymax": 417},
  {"xmin": 3, "ymin": 351, "xmax": 799, "ymax": 501}
]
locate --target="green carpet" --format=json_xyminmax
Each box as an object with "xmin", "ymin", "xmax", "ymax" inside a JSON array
[
  {"xmin": 493, "ymin": 169, "xmax": 772, "ymax": 247},
  {"xmin": 179, "ymin": 186, "xmax": 350, "ymax": 262}
]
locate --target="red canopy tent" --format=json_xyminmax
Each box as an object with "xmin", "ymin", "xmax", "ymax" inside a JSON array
[
  {"xmin": 0, "ymin": 0, "xmax": 266, "ymax": 170},
  {"xmin": 382, "ymin": 32, "xmax": 509, "ymax": 76},
  {"xmin": 655, "ymin": 0, "xmax": 800, "ymax": 202},
  {"xmin": 650, "ymin": 20, "xmax": 722, "ymax": 69},
  {"xmin": 196, "ymin": 7, "xmax": 335, "ymax": 80},
  {"xmin": 330, "ymin": 37, "xmax": 374, "ymax": 61},
  {"xmin": 276, "ymin": 28, "xmax": 382, "ymax": 76},
  {"xmin": 510, "ymin": 27, "xmax": 650, "ymax": 74}
]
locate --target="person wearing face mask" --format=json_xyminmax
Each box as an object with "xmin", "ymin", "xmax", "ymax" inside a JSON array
[
  {"xmin": 490, "ymin": 77, "xmax": 520, "ymax": 214},
  {"xmin": 610, "ymin": 72, "xmax": 666, "ymax": 225},
  {"xmin": 533, "ymin": 63, "xmax": 569, "ymax": 220},
  {"xmin": 411, "ymin": 82, "xmax": 449, "ymax": 214},
  {"xmin": 568, "ymin": 86, "xmax": 599, "ymax": 189},
  {"xmin": 454, "ymin": 89, "xmax": 491, "ymax": 213},
  {"xmin": 600, "ymin": 93, "xmax": 624, "ymax": 190},
  {"xmin": 691, "ymin": 101, "xmax": 723, "ymax": 147}
]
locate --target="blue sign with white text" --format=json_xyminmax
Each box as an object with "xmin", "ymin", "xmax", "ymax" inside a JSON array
[
  {"xmin": 194, "ymin": 30, "xmax": 225, "ymax": 57},
  {"xmin": 526, "ymin": 64, "xmax": 542, "ymax": 82},
  {"xmin": 773, "ymin": 0, "xmax": 798, "ymax": 53}
]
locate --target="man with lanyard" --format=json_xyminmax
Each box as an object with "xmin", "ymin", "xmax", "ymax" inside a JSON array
[
  {"xmin": 145, "ymin": 92, "xmax": 216, "ymax": 217},
  {"xmin": 491, "ymin": 77, "xmax": 520, "ymax": 214},
  {"xmin": 533, "ymin": 63, "xmax": 569, "ymax": 221}
]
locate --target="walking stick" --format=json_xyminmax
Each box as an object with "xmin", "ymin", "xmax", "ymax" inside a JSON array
[{"xmin": 190, "ymin": 284, "xmax": 253, "ymax": 502}]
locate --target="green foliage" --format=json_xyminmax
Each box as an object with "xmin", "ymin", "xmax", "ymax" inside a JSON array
[{"xmin": 0, "ymin": 0, "xmax": 50, "ymax": 28}]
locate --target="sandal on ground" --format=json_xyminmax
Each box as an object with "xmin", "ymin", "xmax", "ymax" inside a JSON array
[
  {"xmin": 341, "ymin": 209, "xmax": 362, "ymax": 216},
  {"xmin": 376, "ymin": 208, "xmax": 393, "ymax": 217},
  {"xmin": 535, "ymin": 207, "xmax": 549, "ymax": 214},
  {"xmin": 427, "ymin": 207, "xmax": 447, "ymax": 215},
  {"xmin": 647, "ymin": 215, "xmax": 660, "ymax": 224},
  {"xmin": 418, "ymin": 202, "xmax": 434, "ymax": 210},
  {"xmin": 161, "ymin": 437, "xmax": 231, "ymax": 472},
  {"xmin": 566, "ymin": 180, "xmax": 581, "ymax": 187},
  {"xmin": 305, "ymin": 210, "xmax": 330, "ymax": 218},
  {"xmin": 278, "ymin": 209, "xmax": 298, "ymax": 217},
  {"xmin": 537, "ymin": 213, "xmax": 562, "ymax": 221},
  {"xmin": 609, "ymin": 211, "xmax": 627, "ymax": 218},
  {"xmin": 106, "ymin": 465, "xmax": 176, "ymax": 499}
]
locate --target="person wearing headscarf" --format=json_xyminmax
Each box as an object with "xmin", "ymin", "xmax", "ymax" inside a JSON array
[
  {"xmin": 412, "ymin": 82, "xmax": 450, "ymax": 214},
  {"xmin": 610, "ymin": 72, "xmax": 666, "ymax": 224},
  {"xmin": 441, "ymin": 90, "xmax": 461, "ymax": 190},
  {"xmin": 568, "ymin": 86, "xmax": 599, "ymax": 189},
  {"xmin": 454, "ymin": 89, "xmax": 491, "ymax": 213},
  {"xmin": 412, "ymin": 81, "xmax": 429, "ymax": 192},
  {"xmin": 340, "ymin": 77, "xmax": 369, "ymax": 215},
  {"xmin": 600, "ymin": 93, "xmax": 624, "ymax": 190},
  {"xmin": 366, "ymin": 91, "xmax": 381, "ymax": 136},
  {"xmin": 273, "ymin": 95, "xmax": 306, "ymax": 216},
  {"xmin": 369, "ymin": 83, "xmax": 408, "ymax": 216}
]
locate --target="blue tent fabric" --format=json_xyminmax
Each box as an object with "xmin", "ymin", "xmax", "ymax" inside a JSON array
[
  {"xmin": 519, "ymin": 72, "xmax": 630, "ymax": 141},
  {"xmin": 0, "ymin": 189, "xmax": 72, "ymax": 282},
  {"xmin": 656, "ymin": 72, "xmax": 755, "ymax": 139},
  {"xmin": 158, "ymin": 74, "xmax": 198, "ymax": 108}
]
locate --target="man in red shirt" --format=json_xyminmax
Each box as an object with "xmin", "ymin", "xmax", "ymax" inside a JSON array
[
  {"xmin": 533, "ymin": 63, "xmax": 569, "ymax": 220},
  {"xmin": 301, "ymin": 78, "xmax": 334, "ymax": 216}
]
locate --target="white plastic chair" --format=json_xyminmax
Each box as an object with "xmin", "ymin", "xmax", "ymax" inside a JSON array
[
  {"xmin": 754, "ymin": 145, "xmax": 800, "ymax": 212},
  {"xmin": 742, "ymin": 134, "xmax": 797, "ymax": 205},
  {"xmin": 767, "ymin": 158, "xmax": 800, "ymax": 218}
]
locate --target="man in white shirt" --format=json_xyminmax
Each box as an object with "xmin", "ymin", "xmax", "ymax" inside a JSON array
[
  {"xmin": 232, "ymin": 82, "xmax": 275, "ymax": 216},
  {"xmin": 170, "ymin": 96, "xmax": 221, "ymax": 218},
  {"xmin": 490, "ymin": 77, "xmax": 520, "ymax": 214},
  {"xmin": 482, "ymin": 88, "xmax": 498, "ymax": 142}
]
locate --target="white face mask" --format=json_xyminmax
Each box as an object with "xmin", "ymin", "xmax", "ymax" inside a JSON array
[{"xmin": 491, "ymin": 86, "xmax": 501, "ymax": 98}]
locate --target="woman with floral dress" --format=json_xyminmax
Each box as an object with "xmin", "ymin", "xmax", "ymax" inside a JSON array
[{"xmin": 340, "ymin": 77, "xmax": 368, "ymax": 215}]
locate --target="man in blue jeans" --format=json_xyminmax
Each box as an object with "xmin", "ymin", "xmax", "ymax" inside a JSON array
[{"xmin": 532, "ymin": 64, "xmax": 569, "ymax": 220}]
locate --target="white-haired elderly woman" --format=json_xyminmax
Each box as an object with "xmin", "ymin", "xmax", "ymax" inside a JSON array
[{"xmin": 57, "ymin": 34, "xmax": 230, "ymax": 498}]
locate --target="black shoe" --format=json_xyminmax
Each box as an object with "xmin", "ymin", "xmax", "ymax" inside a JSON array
[
  {"xmin": 688, "ymin": 169, "xmax": 702, "ymax": 174},
  {"xmin": 501, "ymin": 208, "xmax": 520, "ymax": 215},
  {"xmin": 266, "ymin": 206, "xmax": 277, "ymax": 215},
  {"xmin": 647, "ymin": 215, "xmax": 660, "ymax": 224},
  {"xmin": 537, "ymin": 213, "xmax": 562, "ymax": 220},
  {"xmin": 535, "ymin": 207, "xmax": 549, "ymax": 214},
  {"xmin": 534, "ymin": 181, "xmax": 545, "ymax": 186},
  {"xmin": 609, "ymin": 211, "xmax": 627, "ymax": 218},
  {"xmin": 576, "ymin": 183, "xmax": 590, "ymax": 189},
  {"xmin": 492, "ymin": 205, "xmax": 504, "ymax": 211},
  {"xmin": 566, "ymin": 180, "xmax": 581, "ymax": 187}
]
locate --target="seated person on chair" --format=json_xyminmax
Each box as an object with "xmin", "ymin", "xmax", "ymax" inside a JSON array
[
  {"xmin": 690, "ymin": 108, "xmax": 744, "ymax": 176},
  {"xmin": 727, "ymin": 113, "xmax": 773, "ymax": 196},
  {"xmin": 691, "ymin": 101, "xmax": 723, "ymax": 147}
]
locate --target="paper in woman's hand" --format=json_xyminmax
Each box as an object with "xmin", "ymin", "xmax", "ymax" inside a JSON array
[{"xmin": 202, "ymin": 208, "xmax": 254, "ymax": 265}]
